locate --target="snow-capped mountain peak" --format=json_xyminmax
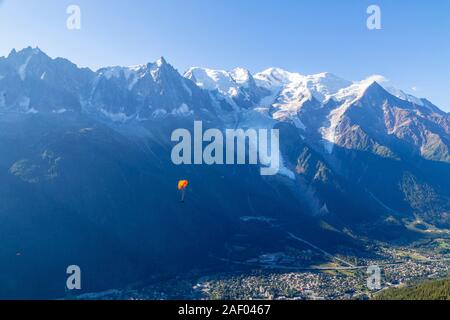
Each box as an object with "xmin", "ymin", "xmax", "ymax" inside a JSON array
[
  {"xmin": 1, "ymin": 48, "xmax": 447, "ymax": 161},
  {"xmin": 96, "ymin": 57, "xmax": 179, "ymax": 93},
  {"xmin": 7, "ymin": 46, "xmax": 44, "ymax": 59},
  {"xmin": 229, "ymin": 67, "xmax": 252, "ymax": 87},
  {"xmin": 155, "ymin": 56, "xmax": 167, "ymax": 67},
  {"xmin": 301, "ymin": 72, "xmax": 352, "ymax": 101},
  {"xmin": 5, "ymin": 46, "xmax": 50, "ymax": 81},
  {"xmin": 331, "ymin": 75, "xmax": 384, "ymax": 104},
  {"xmin": 254, "ymin": 67, "xmax": 304, "ymax": 89},
  {"xmin": 184, "ymin": 67, "xmax": 242, "ymax": 97}
]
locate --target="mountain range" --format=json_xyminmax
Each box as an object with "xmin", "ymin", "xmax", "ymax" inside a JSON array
[{"xmin": 0, "ymin": 47, "xmax": 449, "ymax": 298}]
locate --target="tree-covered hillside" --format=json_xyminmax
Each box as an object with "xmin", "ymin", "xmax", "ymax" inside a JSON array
[{"xmin": 375, "ymin": 277, "xmax": 450, "ymax": 300}]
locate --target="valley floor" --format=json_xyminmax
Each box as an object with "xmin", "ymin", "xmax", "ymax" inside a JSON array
[{"xmin": 71, "ymin": 238, "xmax": 450, "ymax": 300}]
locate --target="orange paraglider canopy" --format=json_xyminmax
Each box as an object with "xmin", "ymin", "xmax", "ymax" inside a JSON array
[{"xmin": 178, "ymin": 180, "xmax": 188, "ymax": 191}]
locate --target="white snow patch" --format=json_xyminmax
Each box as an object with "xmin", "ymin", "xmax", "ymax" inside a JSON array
[
  {"xmin": 182, "ymin": 79, "xmax": 192, "ymax": 96},
  {"xmin": 100, "ymin": 109, "xmax": 133, "ymax": 122},
  {"xmin": 254, "ymin": 68, "xmax": 303, "ymax": 90},
  {"xmin": 332, "ymin": 75, "xmax": 385, "ymax": 104},
  {"xmin": 100, "ymin": 65, "xmax": 147, "ymax": 91},
  {"xmin": 52, "ymin": 108, "xmax": 67, "ymax": 114},
  {"xmin": 152, "ymin": 108, "xmax": 167, "ymax": 119},
  {"xmin": 171, "ymin": 103, "xmax": 193, "ymax": 116},
  {"xmin": 26, "ymin": 108, "xmax": 38, "ymax": 114},
  {"xmin": 184, "ymin": 67, "xmax": 241, "ymax": 97},
  {"xmin": 127, "ymin": 75, "xmax": 139, "ymax": 91},
  {"xmin": 384, "ymin": 86, "xmax": 424, "ymax": 106},
  {"xmin": 229, "ymin": 67, "xmax": 251, "ymax": 87},
  {"xmin": 18, "ymin": 55, "xmax": 32, "ymax": 81},
  {"xmin": 302, "ymin": 72, "xmax": 352, "ymax": 102},
  {"xmin": 319, "ymin": 101, "xmax": 352, "ymax": 154},
  {"xmin": 254, "ymin": 70, "xmax": 351, "ymax": 119}
]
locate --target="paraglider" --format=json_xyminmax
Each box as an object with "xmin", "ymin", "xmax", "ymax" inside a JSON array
[{"xmin": 178, "ymin": 180, "xmax": 189, "ymax": 202}]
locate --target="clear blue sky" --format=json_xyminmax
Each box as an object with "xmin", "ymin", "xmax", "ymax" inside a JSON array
[{"xmin": 0, "ymin": 0, "xmax": 449, "ymax": 111}]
